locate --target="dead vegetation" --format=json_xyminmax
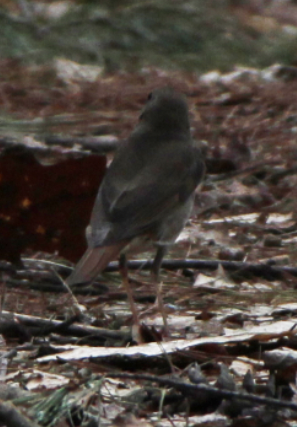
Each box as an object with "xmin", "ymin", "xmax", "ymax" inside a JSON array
[
  {"xmin": 2, "ymin": 1, "xmax": 297, "ymax": 426},
  {"xmin": 1, "ymin": 62, "xmax": 297, "ymax": 426}
]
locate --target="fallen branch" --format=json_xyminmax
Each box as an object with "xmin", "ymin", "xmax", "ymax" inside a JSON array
[
  {"xmin": 44, "ymin": 135, "xmax": 118, "ymax": 153},
  {"xmin": 2, "ymin": 310, "xmax": 127, "ymax": 341},
  {"xmin": 107, "ymin": 372, "xmax": 297, "ymax": 412},
  {"xmin": 105, "ymin": 258, "xmax": 297, "ymax": 281},
  {"xmin": 3, "ymin": 258, "xmax": 297, "ymax": 288},
  {"xmin": 0, "ymin": 135, "xmax": 118, "ymax": 156},
  {"xmin": 22, "ymin": 257, "xmax": 297, "ymax": 279}
]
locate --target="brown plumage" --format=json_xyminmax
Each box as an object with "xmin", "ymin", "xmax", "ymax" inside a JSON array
[{"xmin": 66, "ymin": 88, "xmax": 205, "ymax": 318}]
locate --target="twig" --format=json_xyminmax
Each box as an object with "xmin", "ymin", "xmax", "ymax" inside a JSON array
[
  {"xmin": 2, "ymin": 310, "xmax": 126, "ymax": 341},
  {"xmin": 104, "ymin": 258, "xmax": 297, "ymax": 280},
  {"xmin": 50, "ymin": 267, "xmax": 86, "ymax": 316},
  {"xmin": 20, "ymin": 257, "xmax": 297, "ymax": 279},
  {"xmin": 107, "ymin": 372, "xmax": 297, "ymax": 412},
  {"xmin": 3, "ymin": 258, "xmax": 297, "ymax": 286}
]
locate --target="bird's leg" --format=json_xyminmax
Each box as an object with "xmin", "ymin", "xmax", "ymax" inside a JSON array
[
  {"xmin": 119, "ymin": 253, "xmax": 139, "ymax": 325},
  {"xmin": 152, "ymin": 246, "xmax": 169, "ymax": 335}
]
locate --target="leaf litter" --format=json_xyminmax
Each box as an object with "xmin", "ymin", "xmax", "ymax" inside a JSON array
[{"xmin": 2, "ymin": 62, "xmax": 297, "ymax": 426}]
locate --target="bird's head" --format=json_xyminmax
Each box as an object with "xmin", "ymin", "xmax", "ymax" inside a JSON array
[{"xmin": 138, "ymin": 87, "xmax": 190, "ymax": 135}]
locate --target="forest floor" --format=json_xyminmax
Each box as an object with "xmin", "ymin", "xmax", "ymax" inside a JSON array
[{"xmin": 1, "ymin": 61, "xmax": 297, "ymax": 426}]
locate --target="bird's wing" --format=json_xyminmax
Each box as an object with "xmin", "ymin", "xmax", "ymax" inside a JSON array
[{"xmin": 90, "ymin": 141, "xmax": 204, "ymax": 245}]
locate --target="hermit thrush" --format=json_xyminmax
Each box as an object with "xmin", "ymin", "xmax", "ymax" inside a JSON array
[{"xmin": 67, "ymin": 87, "xmax": 205, "ymax": 330}]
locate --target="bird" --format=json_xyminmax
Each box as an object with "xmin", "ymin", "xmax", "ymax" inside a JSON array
[{"xmin": 66, "ymin": 87, "xmax": 205, "ymax": 331}]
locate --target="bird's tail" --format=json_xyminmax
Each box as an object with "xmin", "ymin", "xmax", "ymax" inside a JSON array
[{"xmin": 66, "ymin": 242, "xmax": 128, "ymax": 286}]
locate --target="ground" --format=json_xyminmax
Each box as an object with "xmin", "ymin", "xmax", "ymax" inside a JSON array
[
  {"xmin": 2, "ymin": 1, "xmax": 297, "ymax": 426},
  {"xmin": 1, "ymin": 63, "xmax": 297, "ymax": 426}
]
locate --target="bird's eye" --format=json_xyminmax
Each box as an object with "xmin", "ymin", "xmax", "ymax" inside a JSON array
[
  {"xmin": 139, "ymin": 112, "xmax": 145, "ymax": 120},
  {"xmin": 147, "ymin": 92, "xmax": 153, "ymax": 101}
]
